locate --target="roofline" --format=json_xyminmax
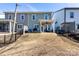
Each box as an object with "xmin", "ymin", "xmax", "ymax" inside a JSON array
[
  {"xmin": 54, "ymin": 7, "xmax": 79, "ymax": 13},
  {"xmin": 4, "ymin": 11, "xmax": 52, "ymax": 14},
  {"xmin": 54, "ymin": 8, "xmax": 64, "ymax": 13}
]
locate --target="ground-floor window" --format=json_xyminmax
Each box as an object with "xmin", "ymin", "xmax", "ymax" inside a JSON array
[
  {"xmin": 17, "ymin": 24, "xmax": 23, "ymax": 29},
  {"xmin": 48, "ymin": 25, "xmax": 50, "ymax": 30},
  {"xmin": 34, "ymin": 24, "xmax": 39, "ymax": 29},
  {"xmin": 77, "ymin": 24, "xmax": 79, "ymax": 29},
  {"xmin": 5, "ymin": 24, "xmax": 9, "ymax": 32},
  {"xmin": 33, "ymin": 24, "xmax": 39, "ymax": 31},
  {"xmin": 0, "ymin": 23, "xmax": 9, "ymax": 32}
]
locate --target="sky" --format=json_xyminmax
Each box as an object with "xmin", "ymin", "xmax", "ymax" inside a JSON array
[
  {"xmin": 0, "ymin": 3, "xmax": 79, "ymax": 18},
  {"xmin": 1, "ymin": 3, "xmax": 79, "ymax": 12}
]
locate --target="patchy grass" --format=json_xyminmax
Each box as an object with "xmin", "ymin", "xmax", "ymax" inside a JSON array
[{"xmin": 0, "ymin": 33, "xmax": 79, "ymax": 56}]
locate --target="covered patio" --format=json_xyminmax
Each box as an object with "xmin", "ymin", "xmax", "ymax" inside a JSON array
[
  {"xmin": 0, "ymin": 20, "xmax": 14, "ymax": 34},
  {"xmin": 39, "ymin": 20, "xmax": 53, "ymax": 32}
]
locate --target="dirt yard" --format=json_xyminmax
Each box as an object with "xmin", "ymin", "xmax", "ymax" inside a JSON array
[{"xmin": 0, "ymin": 33, "xmax": 79, "ymax": 56}]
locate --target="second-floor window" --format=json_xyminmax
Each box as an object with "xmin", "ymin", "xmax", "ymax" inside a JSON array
[
  {"xmin": 44, "ymin": 14, "xmax": 49, "ymax": 20},
  {"xmin": 8, "ymin": 14, "xmax": 12, "ymax": 19},
  {"xmin": 22, "ymin": 15, "xmax": 24, "ymax": 19},
  {"xmin": 32, "ymin": 14, "xmax": 36, "ymax": 21},
  {"xmin": 70, "ymin": 12, "xmax": 74, "ymax": 18},
  {"xmin": 77, "ymin": 24, "xmax": 79, "ymax": 29},
  {"xmin": 20, "ymin": 14, "xmax": 25, "ymax": 20}
]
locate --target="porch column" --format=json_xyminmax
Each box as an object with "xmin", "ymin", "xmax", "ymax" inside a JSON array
[
  {"xmin": 40, "ymin": 22, "xmax": 42, "ymax": 32},
  {"xmin": 47, "ymin": 25, "xmax": 48, "ymax": 31},
  {"xmin": 9, "ymin": 21, "xmax": 12, "ymax": 33},
  {"xmin": 43, "ymin": 25, "xmax": 45, "ymax": 32},
  {"xmin": 53, "ymin": 22, "xmax": 55, "ymax": 32}
]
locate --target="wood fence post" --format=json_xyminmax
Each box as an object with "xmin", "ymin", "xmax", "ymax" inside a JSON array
[
  {"xmin": 4, "ymin": 35, "xmax": 6, "ymax": 44},
  {"xmin": 15, "ymin": 33, "xmax": 16, "ymax": 41}
]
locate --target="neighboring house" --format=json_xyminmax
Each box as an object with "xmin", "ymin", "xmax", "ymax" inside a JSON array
[
  {"xmin": 1, "ymin": 11, "xmax": 53, "ymax": 33},
  {"xmin": 53, "ymin": 8, "xmax": 79, "ymax": 33},
  {"xmin": 0, "ymin": 14, "xmax": 12, "ymax": 33},
  {"xmin": 0, "ymin": 18, "xmax": 14, "ymax": 33}
]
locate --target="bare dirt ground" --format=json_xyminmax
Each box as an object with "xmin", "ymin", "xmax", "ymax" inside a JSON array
[{"xmin": 0, "ymin": 33, "xmax": 79, "ymax": 56}]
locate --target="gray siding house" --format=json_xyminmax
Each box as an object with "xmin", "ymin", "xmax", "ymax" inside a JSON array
[
  {"xmin": 1, "ymin": 11, "xmax": 53, "ymax": 33},
  {"xmin": 53, "ymin": 8, "xmax": 79, "ymax": 33}
]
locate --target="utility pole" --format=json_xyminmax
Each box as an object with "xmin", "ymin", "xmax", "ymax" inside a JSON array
[
  {"xmin": 9, "ymin": 3, "xmax": 18, "ymax": 43},
  {"xmin": 13, "ymin": 3, "xmax": 18, "ymax": 33}
]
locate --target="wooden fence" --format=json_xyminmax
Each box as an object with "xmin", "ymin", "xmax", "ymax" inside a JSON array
[{"xmin": 0, "ymin": 32, "xmax": 23, "ymax": 44}]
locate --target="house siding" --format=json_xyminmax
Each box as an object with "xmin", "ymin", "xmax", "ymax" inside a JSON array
[
  {"xmin": 5, "ymin": 12, "xmax": 52, "ymax": 32},
  {"xmin": 53, "ymin": 9, "xmax": 64, "ymax": 30},
  {"xmin": 24, "ymin": 14, "xmax": 28, "ymax": 26},
  {"xmin": 54, "ymin": 8, "xmax": 79, "ymax": 32},
  {"xmin": 28, "ymin": 13, "xmax": 52, "ymax": 30},
  {"xmin": 66, "ymin": 9, "xmax": 79, "ymax": 30},
  {"xmin": 5, "ymin": 13, "xmax": 28, "ymax": 25},
  {"xmin": 5, "ymin": 13, "xmax": 15, "ymax": 20}
]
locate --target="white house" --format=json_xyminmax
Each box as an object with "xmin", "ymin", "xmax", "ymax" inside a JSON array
[{"xmin": 53, "ymin": 7, "xmax": 79, "ymax": 33}]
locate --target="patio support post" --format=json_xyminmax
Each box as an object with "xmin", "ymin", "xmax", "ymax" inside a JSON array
[
  {"xmin": 40, "ymin": 22, "xmax": 42, "ymax": 32},
  {"xmin": 53, "ymin": 22, "xmax": 55, "ymax": 32},
  {"xmin": 9, "ymin": 21, "xmax": 12, "ymax": 33},
  {"xmin": 47, "ymin": 25, "xmax": 48, "ymax": 31},
  {"xmin": 43, "ymin": 25, "xmax": 44, "ymax": 32}
]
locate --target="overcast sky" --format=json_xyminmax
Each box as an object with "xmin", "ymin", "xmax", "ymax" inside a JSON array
[{"xmin": 0, "ymin": 3, "xmax": 79, "ymax": 18}]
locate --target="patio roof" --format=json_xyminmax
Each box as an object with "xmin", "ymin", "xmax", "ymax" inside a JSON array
[
  {"xmin": 40, "ymin": 20, "xmax": 53, "ymax": 25},
  {"xmin": 0, "ymin": 19, "xmax": 14, "ymax": 23}
]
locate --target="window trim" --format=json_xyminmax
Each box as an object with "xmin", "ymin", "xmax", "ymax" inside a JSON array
[
  {"xmin": 34, "ymin": 24, "xmax": 39, "ymax": 29},
  {"xmin": 8, "ymin": 14, "xmax": 12, "ymax": 19},
  {"xmin": 17, "ymin": 24, "xmax": 23, "ymax": 30},
  {"xmin": 44, "ymin": 14, "xmax": 49, "ymax": 20},
  {"xmin": 77, "ymin": 24, "xmax": 79, "ymax": 29},
  {"xmin": 20, "ymin": 14, "xmax": 25, "ymax": 20},
  {"xmin": 70, "ymin": 12, "xmax": 74, "ymax": 18},
  {"xmin": 32, "ymin": 14, "xmax": 36, "ymax": 21}
]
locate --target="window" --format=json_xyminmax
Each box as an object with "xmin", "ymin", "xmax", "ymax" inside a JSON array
[
  {"xmin": 33, "ymin": 24, "xmax": 39, "ymax": 31},
  {"xmin": 55, "ymin": 21, "xmax": 58, "ymax": 24},
  {"xmin": 8, "ymin": 14, "xmax": 11, "ymax": 19},
  {"xmin": 18, "ymin": 24, "xmax": 23, "ymax": 29},
  {"xmin": 34, "ymin": 24, "xmax": 39, "ymax": 29},
  {"xmin": 9, "ymin": 15, "xmax": 11, "ymax": 19},
  {"xmin": 35, "ymin": 24, "xmax": 39, "ymax": 28},
  {"xmin": 70, "ymin": 12, "xmax": 74, "ymax": 18},
  {"xmin": 44, "ymin": 14, "xmax": 49, "ymax": 20},
  {"xmin": 32, "ymin": 14, "xmax": 36, "ymax": 20},
  {"xmin": 48, "ymin": 25, "xmax": 50, "ymax": 30},
  {"xmin": 77, "ymin": 24, "xmax": 79, "ymax": 29},
  {"xmin": 22, "ymin": 15, "xmax": 24, "ymax": 19},
  {"xmin": 20, "ymin": 14, "xmax": 25, "ymax": 20}
]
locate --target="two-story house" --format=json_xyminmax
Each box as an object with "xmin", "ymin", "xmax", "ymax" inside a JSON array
[
  {"xmin": 53, "ymin": 8, "xmax": 79, "ymax": 33},
  {"xmin": 0, "ymin": 11, "xmax": 52, "ymax": 33}
]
